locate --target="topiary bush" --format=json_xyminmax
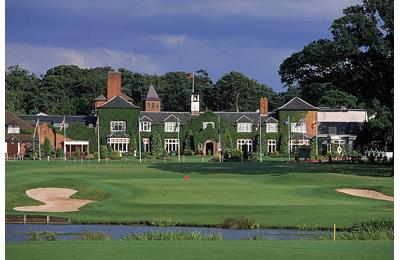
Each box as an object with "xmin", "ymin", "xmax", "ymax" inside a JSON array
[{"xmin": 112, "ymin": 150, "xmax": 121, "ymax": 160}]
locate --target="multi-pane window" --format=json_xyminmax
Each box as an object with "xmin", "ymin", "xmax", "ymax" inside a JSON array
[
  {"xmin": 165, "ymin": 139, "xmax": 179, "ymax": 152},
  {"xmin": 267, "ymin": 139, "xmax": 277, "ymax": 153},
  {"xmin": 291, "ymin": 123, "xmax": 306, "ymax": 133},
  {"xmin": 329, "ymin": 127, "xmax": 337, "ymax": 135},
  {"xmin": 237, "ymin": 139, "xmax": 252, "ymax": 152},
  {"xmin": 110, "ymin": 121, "xmax": 126, "ymax": 132},
  {"xmin": 140, "ymin": 122, "xmax": 152, "ymax": 132},
  {"xmin": 165, "ymin": 122, "xmax": 180, "ymax": 132},
  {"xmin": 266, "ymin": 123, "xmax": 278, "ymax": 133},
  {"xmin": 107, "ymin": 138, "xmax": 130, "ymax": 153},
  {"xmin": 142, "ymin": 138, "xmax": 150, "ymax": 152},
  {"xmin": 202, "ymin": 122, "xmax": 215, "ymax": 129},
  {"xmin": 7, "ymin": 125, "xmax": 20, "ymax": 134},
  {"xmin": 237, "ymin": 123, "xmax": 252, "ymax": 133}
]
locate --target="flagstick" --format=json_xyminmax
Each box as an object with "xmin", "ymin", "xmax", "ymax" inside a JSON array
[
  {"xmin": 178, "ymin": 121, "xmax": 180, "ymax": 163},
  {"xmin": 63, "ymin": 115, "xmax": 66, "ymax": 162},
  {"xmin": 138, "ymin": 116, "xmax": 142, "ymax": 163},
  {"xmin": 315, "ymin": 114, "xmax": 318, "ymax": 158},
  {"xmin": 38, "ymin": 116, "xmax": 41, "ymax": 161}
]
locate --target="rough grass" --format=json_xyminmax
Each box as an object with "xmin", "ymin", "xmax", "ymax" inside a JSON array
[
  {"xmin": 5, "ymin": 160, "xmax": 393, "ymax": 228},
  {"xmin": 122, "ymin": 231, "xmax": 222, "ymax": 241},
  {"xmin": 5, "ymin": 241, "xmax": 394, "ymax": 260}
]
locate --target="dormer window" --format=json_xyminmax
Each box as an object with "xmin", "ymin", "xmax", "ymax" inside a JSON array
[
  {"xmin": 7, "ymin": 125, "xmax": 20, "ymax": 134},
  {"xmin": 110, "ymin": 121, "xmax": 126, "ymax": 132},
  {"xmin": 165, "ymin": 122, "xmax": 180, "ymax": 132},
  {"xmin": 140, "ymin": 122, "xmax": 152, "ymax": 132},
  {"xmin": 266, "ymin": 123, "xmax": 278, "ymax": 133},
  {"xmin": 202, "ymin": 122, "xmax": 215, "ymax": 129},
  {"xmin": 237, "ymin": 123, "xmax": 252, "ymax": 133}
]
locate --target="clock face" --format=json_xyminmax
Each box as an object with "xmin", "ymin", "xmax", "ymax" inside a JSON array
[{"xmin": 191, "ymin": 102, "xmax": 199, "ymax": 111}]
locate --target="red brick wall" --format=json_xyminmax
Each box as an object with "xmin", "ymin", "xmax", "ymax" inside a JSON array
[
  {"xmin": 304, "ymin": 111, "xmax": 317, "ymax": 137},
  {"xmin": 260, "ymin": 98, "xmax": 268, "ymax": 115},
  {"xmin": 39, "ymin": 123, "xmax": 71, "ymax": 150},
  {"xmin": 145, "ymin": 100, "xmax": 161, "ymax": 112},
  {"xmin": 107, "ymin": 72, "xmax": 121, "ymax": 100}
]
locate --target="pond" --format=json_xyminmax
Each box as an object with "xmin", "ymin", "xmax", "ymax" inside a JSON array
[{"xmin": 6, "ymin": 224, "xmax": 330, "ymax": 241}]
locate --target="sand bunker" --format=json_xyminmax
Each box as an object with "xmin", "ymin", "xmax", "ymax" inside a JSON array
[
  {"xmin": 14, "ymin": 188, "xmax": 96, "ymax": 212},
  {"xmin": 335, "ymin": 188, "xmax": 393, "ymax": 202}
]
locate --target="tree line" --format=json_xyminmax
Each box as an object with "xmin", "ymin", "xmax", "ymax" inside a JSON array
[{"xmin": 5, "ymin": 0, "xmax": 393, "ymax": 149}]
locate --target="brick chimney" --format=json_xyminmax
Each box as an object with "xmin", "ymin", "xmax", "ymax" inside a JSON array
[
  {"xmin": 260, "ymin": 98, "xmax": 268, "ymax": 116},
  {"xmin": 107, "ymin": 71, "xmax": 121, "ymax": 100}
]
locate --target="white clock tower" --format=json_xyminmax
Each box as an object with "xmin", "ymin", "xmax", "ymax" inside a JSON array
[{"xmin": 191, "ymin": 94, "xmax": 200, "ymax": 115}]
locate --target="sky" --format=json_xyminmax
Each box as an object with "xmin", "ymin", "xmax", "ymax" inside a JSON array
[{"xmin": 5, "ymin": 0, "xmax": 360, "ymax": 92}]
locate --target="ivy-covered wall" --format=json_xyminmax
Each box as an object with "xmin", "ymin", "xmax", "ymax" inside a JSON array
[
  {"xmin": 98, "ymin": 108, "xmax": 140, "ymax": 144},
  {"xmin": 278, "ymin": 110, "xmax": 308, "ymax": 154},
  {"xmin": 64, "ymin": 122, "xmax": 97, "ymax": 153}
]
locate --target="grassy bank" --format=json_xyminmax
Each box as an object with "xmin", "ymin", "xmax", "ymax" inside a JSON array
[
  {"xmin": 5, "ymin": 160, "xmax": 393, "ymax": 228},
  {"xmin": 5, "ymin": 240, "xmax": 394, "ymax": 260}
]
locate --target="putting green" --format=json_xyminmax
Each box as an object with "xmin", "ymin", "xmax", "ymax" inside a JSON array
[{"xmin": 6, "ymin": 159, "xmax": 393, "ymax": 228}]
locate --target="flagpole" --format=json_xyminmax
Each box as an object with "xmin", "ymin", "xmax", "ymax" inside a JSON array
[
  {"xmin": 218, "ymin": 113, "xmax": 221, "ymax": 163},
  {"xmin": 192, "ymin": 72, "xmax": 195, "ymax": 94},
  {"xmin": 138, "ymin": 116, "xmax": 142, "ymax": 163},
  {"xmin": 315, "ymin": 114, "xmax": 318, "ymax": 158},
  {"xmin": 288, "ymin": 116, "xmax": 291, "ymax": 161},
  {"xmin": 38, "ymin": 116, "xmax": 41, "ymax": 161},
  {"xmin": 259, "ymin": 113, "xmax": 262, "ymax": 163},
  {"xmin": 97, "ymin": 115, "xmax": 100, "ymax": 163},
  {"xmin": 178, "ymin": 121, "xmax": 181, "ymax": 163}
]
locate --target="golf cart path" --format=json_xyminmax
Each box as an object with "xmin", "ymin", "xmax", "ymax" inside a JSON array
[
  {"xmin": 335, "ymin": 188, "xmax": 393, "ymax": 202},
  {"xmin": 14, "ymin": 188, "xmax": 96, "ymax": 212}
]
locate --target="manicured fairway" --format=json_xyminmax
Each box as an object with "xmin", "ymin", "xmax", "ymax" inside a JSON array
[
  {"xmin": 5, "ymin": 160, "xmax": 393, "ymax": 228},
  {"xmin": 5, "ymin": 241, "xmax": 394, "ymax": 260}
]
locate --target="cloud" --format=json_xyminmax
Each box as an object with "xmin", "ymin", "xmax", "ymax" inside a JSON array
[
  {"xmin": 5, "ymin": 42, "xmax": 161, "ymax": 75},
  {"xmin": 151, "ymin": 34, "xmax": 186, "ymax": 47},
  {"xmin": 12, "ymin": 0, "xmax": 362, "ymax": 19}
]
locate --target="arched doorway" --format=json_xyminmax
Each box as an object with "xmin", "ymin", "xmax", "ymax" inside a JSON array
[{"xmin": 203, "ymin": 140, "xmax": 217, "ymax": 156}]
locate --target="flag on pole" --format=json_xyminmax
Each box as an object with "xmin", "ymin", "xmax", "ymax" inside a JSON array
[
  {"xmin": 33, "ymin": 118, "xmax": 39, "ymax": 138},
  {"xmin": 188, "ymin": 72, "xmax": 194, "ymax": 80},
  {"xmin": 95, "ymin": 116, "xmax": 99, "ymax": 133},
  {"xmin": 311, "ymin": 119, "xmax": 317, "ymax": 129},
  {"xmin": 255, "ymin": 122, "xmax": 260, "ymax": 131},
  {"xmin": 60, "ymin": 116, "xmax": 66, "ymax": 131},
  {"xmin": 283, "ymin": 117, "xmax": 289, "ymax": 126}
]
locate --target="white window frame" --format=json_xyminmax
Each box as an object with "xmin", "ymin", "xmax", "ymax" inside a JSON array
[
  {"xmin": 140, "ymin": 122, "xmax": 152, "ymax": 132},
  {"xmin": 107, "ymin": 137, "xmax": 130, "ymax": 153},
  {"xmin": 202, "ymin": 122, "xmax": 215, "ymax": 129},
  {"xmin": 266, "ymin": 123, "xmax": 278, "ymax": 133},
  {"xmin": 237, "ymin": 139, "xmax": 253, "ymax": 152},
  {"xmin": 267, "ymin": 139, "xmax": 277, "ymax": 153},
  {"xmin": 237, "ymin": 123, "xmax": 252, "ymax": 133},
  {"xmin": 7, "ymin": 125, "xmax": 20, "ymax": 134},
  {"xmin": 165, "ymin": 122, "xmax": 180, "ymax": 132},
  {"xmin": 110, "ymin": 121, "xmax": 126, "ymax": 132},
  {"xmin": 291, "ymin": 123, "xmax": 306, "ymax": 133},
  {"xmin": 165, "ymin": 139, "xmax": 180, "ymax": 152},
  {"xmin": 142, "ymin": 138, "xmax": 150, "ymax": 152}
]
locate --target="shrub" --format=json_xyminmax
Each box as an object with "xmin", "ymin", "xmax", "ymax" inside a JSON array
[
  {"xmin": 111, "ymin": 150, "xmax": 121, "ymax": 160},
  {"xmin": 100, "ymin": 145, "xmax": 109, "ymax": 159},
  {"xmin": 150, "ymin": 217, "xmax": 177, "ymax": 227},
  {"xmin": 294, "ymin": 154, "xmax": 300, "ymax": 162},
  {"xmin": 221, "ymin": 216, "xmax": 259, "ymax": 229},
  {"xmin": 79, "ymin": 231, "xmax": 110, "ymax": 240},
  {"xmin": 42, "ymin": 136, "xmax": 52, "ymax": 157},
  {"xmin": 43, "ymin": 232, "xmax": 57, "ymax": 241},
  {"xmin": 93, "ymin": 152, "xmax": 99, "ymax": 159},
  {"xmin": 74, "ymin": 149, "xmax": 81, "ymax": 159},
  {"xmin": 297, "ymin": 223, "xmax": 320, "ymax": 231},
  {"xmin": 87, "ymin": 153, "xmax": 94, "ymax": 160},
  {"xmin": 270, "ymin": 151, "xmax": 280, "ymax": 158},
  {"xmin": 122, "ymin": 231, "xmax": 222, "ymax": 241},
  {"xmin": 213, "ymin": 153, "xmax": 221, "ymax": 162},
  {"xmin": 56, "ymin": 148, "xmax": 64, "ymax": 158},
  {"xmin": 230, "ymin": 149, "xmax": 243, "ymax": 161},
  {"xmin": 29, "ymin": 232, "xmax": 39, "ymax": 241},
  {"xmin": 184, "ymin": 149, "xmax": 194, "ymax": 156}
]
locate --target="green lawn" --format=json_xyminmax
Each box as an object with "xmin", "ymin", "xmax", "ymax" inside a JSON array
[
  {"xmin": 5, "ymin": 159, "xmax": 393, "ymax": 228},
  {"xmin": 5, "ymin": 241, "xmax": 394, "ymax": 260}
]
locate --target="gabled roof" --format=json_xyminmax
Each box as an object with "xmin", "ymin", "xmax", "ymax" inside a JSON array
[
  {"xmin": 145, "ymin": 85, "xmax": 161, "ymax": 101},
  {"xmin": 18, "ymin": 115, "xmax": 96, "ymax": 127},
  {"xmin": 5, "ymin": 134, "xmax": 37, "ymax": 143},
  {"xmin": 234, "ymin": 115, "xmax": 254, "ymax": 123},
  {"xmin": 214, "ymin": 112, "xmax": 270, "ymax": 124},
  {"xmin": 140, "ymin": 116, "xmax": 153, "ymax": 122},
  {"xmin": 98, "ymin": 96, "xmax": 140, "ymax": 109},
  {"xmin": 163, "ymin": 114, "xmax": 181, "ymax": 122},
  {"xmin": 264, "ymin": 117, "xmax": 279, "ymax": 123},
  {"xmin": 140, "ymin": 112, "xmax": 191, "ymax": 123},
  {"xmin": 5, "ymin": 111, "xmax": 34, "ymax": 130},
  {"xmin": 276, "ymin": 97, "xmax": 319, "ymax": 111},
  {"xmin": 121, "ymin": 93, "xmax": 134, "ymax": 101},
  {"xmin": 94, "ymin": 95, "xmax": 107, "ymax": 101},
  {"xmin": 107, "ymin": 132, "xmax": 131, "ymax": 138}
]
